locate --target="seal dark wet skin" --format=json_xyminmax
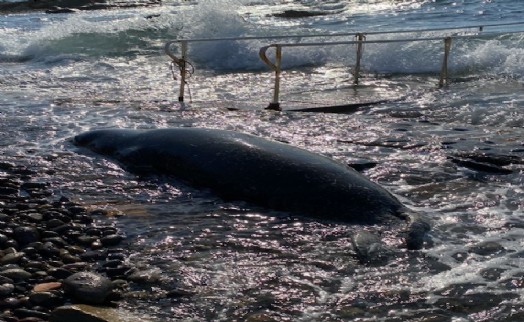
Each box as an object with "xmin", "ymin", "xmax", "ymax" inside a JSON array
[{"xmin": 73, "ymin": 128, "xmax": 429, "ymax": 250}]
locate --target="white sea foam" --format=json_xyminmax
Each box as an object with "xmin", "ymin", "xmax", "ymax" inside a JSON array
[{"xmin": 2, "ymin": 1, "xmax": 523, "ymax": 78}]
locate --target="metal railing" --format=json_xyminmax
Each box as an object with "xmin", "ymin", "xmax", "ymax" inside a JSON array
[
  {"xmin": 165, "ymin": 33, "xmax": 366, "ymax": 102},
  {"xmin": 165, "ymin": 22, "xmax": 524, "ymax": 110}
]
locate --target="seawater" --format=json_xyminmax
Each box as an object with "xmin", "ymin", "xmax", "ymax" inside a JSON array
[{"xmin": 1, "ymin": 0, "xmax": 524, "ymax": 321}]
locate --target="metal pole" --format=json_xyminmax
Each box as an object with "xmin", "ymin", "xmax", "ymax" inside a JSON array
[
  {"xmin": 353, "ymin": 33, "xmax": 365, "ymax": 85},
  {"xmin": 178, "ymin": 41, "xmax": 188, "ymax": 102},
  {"xmin": 267, "ymin": 45, "xmax": 282, "ymax": 111},
  {"xmin": 439, "ymin": 37, "xmax": 452, "ymax": 87}
]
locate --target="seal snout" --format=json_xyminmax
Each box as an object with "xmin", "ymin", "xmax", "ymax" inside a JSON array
[{"xmin": 72, "ymin": 132, "xmax": 95, "ymax": 147}]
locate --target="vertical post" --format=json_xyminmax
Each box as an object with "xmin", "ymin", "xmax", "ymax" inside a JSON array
[
  {"xmin": 267, "ymin": 45, "xmax": 282, "ymax": 111},
  {"xmin": 439, "ymin": 37, "xmax": 452, "ymax": 88},
  {"xmin": 178, "ymin": 40, "xmax": 188, "ymax": 102},
  {"xmin": 353, "ymin": 33, "xmax": 365, "ymax": 85}
]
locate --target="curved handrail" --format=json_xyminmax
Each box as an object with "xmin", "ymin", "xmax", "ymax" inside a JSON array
[{"xmin": 258, "ymin": 45, "xmax": 278, "ymax": 72}]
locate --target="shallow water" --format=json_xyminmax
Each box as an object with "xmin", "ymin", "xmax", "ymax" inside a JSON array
[{"xmin": 2, "ymin": 0, "xmax": 524, "ymax": 321}]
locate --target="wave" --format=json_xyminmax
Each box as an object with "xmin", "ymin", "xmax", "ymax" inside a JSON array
[{"xmin": 1, "ymin": 0, "xmax": 524, "ymax": 78}]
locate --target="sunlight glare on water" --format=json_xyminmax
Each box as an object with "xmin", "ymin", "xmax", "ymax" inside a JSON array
[{"xmin": 1, "ymin": 0, "xmax": 524, "ymax": 321}]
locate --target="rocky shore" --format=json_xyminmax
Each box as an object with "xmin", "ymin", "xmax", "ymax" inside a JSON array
[
  {"xmin": 0, "ymin": 0, "xmax": 161, "ymax": 14},
  {"xmin": 0, "ymin": 161, "xmax": 162, "ymax": 322}
]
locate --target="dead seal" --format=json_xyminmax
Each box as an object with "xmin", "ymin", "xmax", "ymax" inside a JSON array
[{"xmin": 73, "ymin": 127, "xmax": 429, "ymax": 250}]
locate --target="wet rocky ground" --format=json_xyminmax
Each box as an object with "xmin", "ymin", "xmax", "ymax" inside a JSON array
[{"xmin": 1, "ymin": 119, "xmax": 523, "ymax": 321}]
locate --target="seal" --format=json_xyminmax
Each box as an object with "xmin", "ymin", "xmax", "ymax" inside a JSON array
[{"xmin": 73, "ymin": 128, "xmax": 429, "ymax": 249}]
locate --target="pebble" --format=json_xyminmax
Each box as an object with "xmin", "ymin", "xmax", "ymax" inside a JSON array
[
  {"xmin": 18, "ymin": 318, "xmax": 47, "ymax": 322},
  {"xmin": 0, "ymin": 233, "xmax": 9, "ymax": 246},
  {"xmin": 33, "ymin": 281, "xmax": 62, "ymax": 292},
  {"xmin": 100, "ymin": 234, "xmax": 124, "ymax": 247},
  {"xmin": 0, "ymin": 297, "xmax": 23, "ymax": 309},
  {"xmin": 0, "ymin": 268, "xmax": 32, "ymax": 281},
  {"xmin": 50, "ymin": 304, "xmax": 152, "ymax": 322},
  {"xmin": 13, "ymin": 226, "xmax": 41, "ymax": 246},
  {"xmin": 127, "ymin": 269, "xmax": 162, "ymax": 284},
  {"xmin": 0, "ymin": 163, "xmax": 134, "ymax": 321},
  {"xmin": 29, "ymin": 291, "xmax": 65, "ymax": 307},
  {"xmin": 63, "ymin": 271, "xmax": 114, "ymax": 304},
  {"xmin": 47, "ymin": 267, "xmax": 73, "ymax": 279},
  {"xmin": 0, "ymin": 283, "xmax": 15, "ymax": 296},
  {"xmin": 14, "ymin": 308, "xmax": 50, "ymax": 320},
  {"xmin": 351, "ymin": 231, "xmax": 394, "ymax": 265},
  {"xmin": 0, "ymin": 251, "xmax": 25, "ymax": 265}
]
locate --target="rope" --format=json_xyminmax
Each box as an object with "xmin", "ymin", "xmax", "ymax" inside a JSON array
[{"xmin": 170, "ymin": 58, "xmax": 195, "ymax": 103}]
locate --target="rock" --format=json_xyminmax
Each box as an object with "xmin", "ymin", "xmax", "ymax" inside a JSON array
[
  {"xmin": 50, "ymin": 304, "xmax": 152, "ymax": 322},
  {"xmin": 80, "ymin": 250, "xmax": 108, "ymax": 261},
  {"xmin": 104, "ymin": 265, "xmax": 130, "ymax": 278},
  {"xmin": 29, "ymin": 291, "xmax": 65, "ymax": 307},
  {"xmin": 62, "ymin": 272, "xmax": 113, "ymax": 304},
  {"xmin": 21, "ymin": 182, "xmax": 48, "ymax": 190},
  {"xmin": 0, "ymin": 0, "xmax": 162, "ymax": 14},
  {"xmin": 25, "ymin": 212, "xmax": 44, "ymax": 222},
  {"xmin": 273, "ymin": 9, "xmax": 330, "ymax": 18},
  {"xmin": 0, "ymin": 283, "xmax": 15, "ymax": 296},
  {"xmin": 0, "ymin": 268, "xmax": 32, "ymax": 281},
  {"xmin": 33, "ymin": 282, "xmax": 62, "ymax": 292},
  {"xmin": 351, "ymin": 231, "xmax": 394, "ymax": 265},
  {"xmin": 166, "ymin": 288, "xmax": 194, "ymax": 298},
  {"xmin": 0, "ymin": 251, "xmax": 25, "ymax": 265},
  {"xmin": 0, "ymin": 297, "xmax": 24, "ymax": 309},
  {"xmin": 0, "ymin": 161, "xmax": 16, "ymax": 170},
  {"xmin": 100, "ymin": 234, "xmax": 124, "ymax": 247},
  {"xmin": 38, "ymin": 241, "xmax": 61, "ymax": 257},
  {"xmin": 45, "ymin": 8, "xmax": 74, "ymax": 18},
  {"xmin": 126, "ymin": 269, "xmax": 161, "ymax": 284},
  {"xmin": 0, "ymin": 187, "xmax": 18, "ymax": 196},
  {"xmin": 480, "ymin": 267, "xmax": 506, "ymax": 281},
  {"xmin": 0, "ymin": 275, "xmax": 14, "ymax": 284},
  {"xmin": 18, "ymin": 317, "xmax": 48, "ymax": 322},
  {"xmin": 68, "ymin": 206, "xmax": 87, "ymax": 215},
  {"xmin": 46, "ymin": 219, "xmax": 66, "ymax": 229},
  {"xmin": 62, "ymin": 262, "xmax": 89, "ymax": 271},
  {"xmin": 48, "ymin": 267, "xmax": 73, "ymax": 279},
  {"xmin": 77, "ymin": 235, "xmax": 99, "ymax": 246},
  {"xmin": 13, "ymin": 308, "xmax": 50, "ymax": 320},
  {"xmin": 469, "ymin": 241, "xmax": 505, "ymax": 256},
  {"xmin": 14, "ymin": 226, "xmax": 40, "ymax": 246},
  {"xmin": 0, "ymin": 233, "xmax": 9, "ymax": 247}
]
